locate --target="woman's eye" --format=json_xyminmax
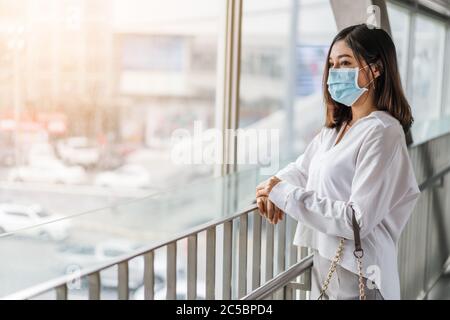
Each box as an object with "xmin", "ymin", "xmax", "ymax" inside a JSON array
[{"xmin": 340, "ymin": 61, "xmax": 350, "ymax": 66}]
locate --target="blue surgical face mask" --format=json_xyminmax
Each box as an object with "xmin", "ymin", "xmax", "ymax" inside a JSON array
[{"xmin": 327, "ymin": 65, "xmax": 374, "ymax": 107}]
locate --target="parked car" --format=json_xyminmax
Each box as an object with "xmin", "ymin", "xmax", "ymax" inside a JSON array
[
  {"xmin": 8, "ymin": 158, "xmax": 87, "ymax": 184},
  {"xmin": 58, "ymin": 240, "xmax": 145, "ymax": 289},
  {"xmin": 0, "ymin": 133, "xmax": 15, "ymax": 166},
  {"xmin": 27, "ymin": 142, "xmax": 57, "ymax": 165},
  {"xmin": 97, "ymin": 148, "xmax": 124, "ymax": 171},
  {"xmin": 0, "ymin": 203, "xmax": 70, "ymax": 240},
  {"xmin": 94, "ymin": 164, "xmax": 151, "ymax": 188},
  {"xmin": 57, "ymin": 137, "xmax": 100, "ymax": 168},
  {"xmin": 0, "ymin": 147, "xmax": 15, "ymax": 167}
]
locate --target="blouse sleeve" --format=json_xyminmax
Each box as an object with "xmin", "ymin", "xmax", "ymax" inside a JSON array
[
  {"xmin": 273, "ymin": 128, "xmax": 323, "ymax": 187},
  {"xmin": 268, "ymin": 124, "xmax": 421, "ymax": 240}
]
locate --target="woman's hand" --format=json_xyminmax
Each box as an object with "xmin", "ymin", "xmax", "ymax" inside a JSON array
[
  {"xmin": 257, "ymin": 196, "xmax": 284, "ymax": 224},
  {"xmin": 255, "ymin": 178, "xmax": 270, "ymax": 215},
  {"xmin": 256, "ymin": 176, "xmax": 281, "ymax": 198},
  {"xmin": 256, "ymin": 177, "xmax": 284, "ymax": 224}
]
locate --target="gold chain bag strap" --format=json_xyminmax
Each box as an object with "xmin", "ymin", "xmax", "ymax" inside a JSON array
[{"xmin": 317, "ymin": 210, "xmax": 366, "ymax": 300}]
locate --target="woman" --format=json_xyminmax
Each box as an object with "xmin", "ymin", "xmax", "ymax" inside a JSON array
[{"xmin": 255, "ymin": 24, "xmax": 421, "ymax": 300}]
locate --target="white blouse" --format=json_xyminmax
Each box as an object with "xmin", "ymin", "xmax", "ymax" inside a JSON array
[{"xmin": 268, "ymin": 110, "xmax": 421, "ymax": 300}]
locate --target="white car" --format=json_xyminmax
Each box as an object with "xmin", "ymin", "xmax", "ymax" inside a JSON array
[
  {"xmin": 8, "ymin": 158, "xmax": 87, "ymax": 184},
  {"xmin": 94, "ymin": 164, "xmax": 151, "ymax": 188},
  {"xmin": 57, "ymin": 137, "xmax": 100, "ymax": 168},
  {"xmin": 0, "ymin": 203, "xmax": 70, "ymax": 240},
  {"xmin": 58, "ymin": 240, "xmax": 145, "ymax": 289},
  {"xmin": 28, "ymin": 143, "xmax": 57, "ymax": 165}
]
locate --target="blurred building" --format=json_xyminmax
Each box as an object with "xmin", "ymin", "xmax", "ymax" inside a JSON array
[{"xmin": 0, "ymin": 0, "xmax": 115, "ymax": 145}]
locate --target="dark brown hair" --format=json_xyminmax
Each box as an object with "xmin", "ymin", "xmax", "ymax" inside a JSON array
[{"xmin": 323, "ymin": 24, "xmax": 413, "ymax": 134}]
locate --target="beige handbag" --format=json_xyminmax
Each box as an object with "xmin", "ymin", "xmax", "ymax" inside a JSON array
[{"xmin": 317, "ymin": 211, "xmax": 366, "ymax": 300}]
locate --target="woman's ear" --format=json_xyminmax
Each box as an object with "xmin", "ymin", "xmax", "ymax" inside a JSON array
[{"xmin": 370, "ymin": 60, "xmax": 383, "ymax": 79}]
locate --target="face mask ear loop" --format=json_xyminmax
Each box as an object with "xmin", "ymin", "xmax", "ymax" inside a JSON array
[
  {"xmin": 363, "ymin": 78, "xmax": 375, "ymax": 89},
  {"xmin": 347, "ymin": 65, "xmax": 373, "ymax": 106},
  {"xmin": 354, "ymin": 64, "xmax": 373, "ymax": 90}
]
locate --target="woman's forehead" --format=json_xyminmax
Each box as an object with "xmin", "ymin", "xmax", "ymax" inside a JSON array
[{"xmin": 329, "ymin": 40, "xmax": 355, "ymax": 60}]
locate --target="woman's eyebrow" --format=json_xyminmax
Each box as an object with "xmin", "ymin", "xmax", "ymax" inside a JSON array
[{"xmin": 336, "ymin": 54, "xmax": 353, "ymax": 59}]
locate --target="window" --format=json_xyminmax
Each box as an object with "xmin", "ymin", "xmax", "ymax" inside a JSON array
[
  {"xmin": 411, "ymin": 14, "xmax": 446, "ymax": 122},
  {"xmin": 0, "ymin": 0, "xmax": 224, "ymax": 212},
  {"xmin": 239, "ymin": 0, "xmax": 336, "ymax": 173},
  {"xmin": 239, "ymin": 0, "xmax": 290, "ymax": 130},
  {"xmin": 387, "ymin": 2, "xmax": 411, "ymax": 83},
  {"xmin": 293, "ymin": 0, "xmax": 336, "ymax": 153}
]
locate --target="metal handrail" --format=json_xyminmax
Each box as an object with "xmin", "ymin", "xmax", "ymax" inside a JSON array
[
  {"xmin": 241, "ymin": 254, "xmax": 313, "ymax": 300},
  {"xmin": 2, "ymin": 204, "xmax": 258, "ymax": 300},
  {"xmin": 418, "ymin": 162, "xmax": 450, "ymax": 191}
]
